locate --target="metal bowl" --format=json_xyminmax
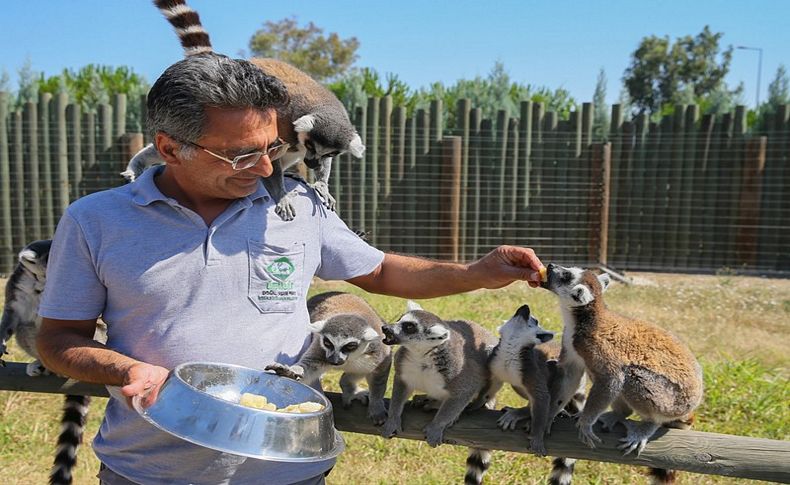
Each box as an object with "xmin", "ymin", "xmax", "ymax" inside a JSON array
[{"xmin": 132, "ymin": 361, "xmax": 344, "ymax": 462}]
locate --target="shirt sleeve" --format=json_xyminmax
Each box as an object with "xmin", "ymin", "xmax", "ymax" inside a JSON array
[
  {"xmin": 315, "ymin": 209, "xmax": 384, "ymax": 281},
  {"xmin": 38, "ymin": 210, "xmax": 107, "ymax": 320}
]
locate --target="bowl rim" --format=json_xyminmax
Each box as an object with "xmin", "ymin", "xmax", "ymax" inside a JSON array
[
  {"xmin": 170, "ymin": 361, "xmax": 332, "ymax": 413},
  {"xmin": 132, "ymin": 361, "xmax": 346, "ymax": 462}
]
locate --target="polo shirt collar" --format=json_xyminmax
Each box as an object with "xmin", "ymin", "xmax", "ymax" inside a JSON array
[{"xmin": 131, "ymin": 164, "xmax": 270, "ymax": 206}]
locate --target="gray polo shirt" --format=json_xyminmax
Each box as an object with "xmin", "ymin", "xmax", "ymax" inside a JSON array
[{"xmin": 39, "ymin": 166, "xmax": 384, "ymax": 485}]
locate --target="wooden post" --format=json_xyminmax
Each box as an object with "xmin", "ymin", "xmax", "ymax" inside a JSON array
[
  {"xmin": 403, "ymin": 115, "xmax": 417, "ymax": 254},
  {"xmin": 55, "ymin": 92, "xmax": 70, "ymax": 217},
  {"xmin": 428, "ymin": 100, "xmax": 443, "ymax": 256},
  {"xmin": 505, "ymin": 117, "xmax": 519, "ymax": 245},
  {"xmin": 38, "ymin": 93, "xmax": 55, "ymax": 236},
  {"xmin": 98, "ymin": 103, "xmax": 113, "ymax": 185},
  {"xmin": 391, "ymin": 106, "xmax": 407, "ymax": 253},
  {"xmin": 735, "ymin": 137, "xmax": 767, "ymax": 266},
  {"xmin": 67, "ymin": 103, "xmax": 82, "ymax": 201},
  {"xmin": 0, "ymin": 93, "xmax": 12, "ymax": 271},
  {"xmin": 113, "ymin": 93, "xmax": 127, "ymax": 138},
  {"xmin": 378, "ymin": 96, "xmax": 392, "ymax": 249},
  {"xmin": 140, "ymin": 93, "xmax": 149, "ymax": 144},
  {"xmin": 12, "ymin": 111, "xmax": 26, "ymax": 252},
  {"xmin": 366, "ymin": 97, "xmax": 379, "ymax": 244},
  {"xmin": 2, "ymin": 362, "xmax": 787, "ymax": 483},
  {"xmin": 83, "ymin": 110, "xmax": 97, "ymax": 196},
  {"xmin": 590, "ymin": 143, "xmax": 611, "ymax": 265},
  {"xmin": 355, "ymin": 105, "xmax": 366, "ymax": 232},
  {"xmin": 457, "ymin": 99, "xmax": 471, "ymax": 261},
  {"xmin": 468, "ymin": 108, "xmax": 482, "ymax": 259},
  {"xmin": 438, "ymin": 137, "xmax": 462, "ymax": 260},
  {"xmin": 24, "ymin": 101, "xmax": 41, "ymax": 241}
]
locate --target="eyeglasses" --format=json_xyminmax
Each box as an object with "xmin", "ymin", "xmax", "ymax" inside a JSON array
[{"xmin": 180, "ymin": 137, "xmax": 290, "ymax": 170}]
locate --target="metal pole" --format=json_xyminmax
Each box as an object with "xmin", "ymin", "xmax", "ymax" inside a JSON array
[{"xmin": 737, "ymin": 46, "xmax": 764, "ymax": 108}]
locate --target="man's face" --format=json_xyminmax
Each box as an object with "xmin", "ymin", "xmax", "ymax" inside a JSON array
[{"xmin": 174, "ymin": 106, "xmax": 279, "ymax": 200}]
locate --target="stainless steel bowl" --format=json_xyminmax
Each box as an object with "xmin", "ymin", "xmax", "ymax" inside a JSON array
[{"xmin": 132, "ymin": 361, "xmax": 344, "ymax": 462}]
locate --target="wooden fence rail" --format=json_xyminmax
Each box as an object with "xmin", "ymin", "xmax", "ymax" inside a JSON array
[{"xmin": 1, "ymin": 362, "xmax": 788, "ymax": 482}]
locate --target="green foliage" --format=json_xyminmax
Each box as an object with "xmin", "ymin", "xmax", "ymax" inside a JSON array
[
  {"xmin": 623, "ymin": 26, "xmax": 738, "ymax": 116},
  {"xmin": 249, "ymin": 17, "xmax": 359, "ymax": 82},
  {"xmin": 592, "ymin": 68, "xmax": 609, "ymax": 139},
  {"xmin": 14, "ymin": 58, "xmax": 39, "ymax": 108},
  {"xmin": 328, "ymin": 68, "xmax": 419, "ymax": 114},
  {"xmin": 751, "ymin": 65, "xmax": 789, "ymax": 132}
]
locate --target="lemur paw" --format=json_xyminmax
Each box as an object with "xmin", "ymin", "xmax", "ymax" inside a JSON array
[
  {"xmin": 342, "ymin": 389, "xmax": 369, "ymax": 408},
  {"xmin": 577, "ymin": 421, "xmax": 602, "ymax": 449},
  {"xmin": 618, "ymin": 434, "xmax": 648, "ymax": 456},
  {"xmin": 273, "ymin": 192, "xmax": 297, "ymax": 221},
  {"xmin": 528, "ymin": 436, "xmax": 548, "ymax": 456},
  {"xmin": 264, "ymin": 363, "xmax": 304, "ymax": 381},
  {"xmin": 423, "ymin": 424, "xmax": 445, "ymax": 447},
  {"xmin": 26, "ymin": 360, "xmax": 51, "ymax": 377},
  {"xmin": 381, "ymin": 418, "xmax": 402, "ymax": 438},
  {"xmin": 367, "ymin": 400, "xmax": 388, "ymax": 426},
  {"xmin": 497, "ymin": 406, "xmax": 531, "ymax": 431},
  {"xmin": 311, "ymin": 181, "xmax": 336, "ymax": 211}
]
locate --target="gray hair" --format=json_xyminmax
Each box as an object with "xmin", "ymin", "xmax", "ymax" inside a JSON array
[{"xmin": 146, "ymin": 53, "xmax": 289, "ymax": 143}]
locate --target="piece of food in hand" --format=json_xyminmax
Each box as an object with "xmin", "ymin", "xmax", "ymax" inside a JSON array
[{"xmin": 539, "ymin": 266, "xmax": 548, "ymax": 282}]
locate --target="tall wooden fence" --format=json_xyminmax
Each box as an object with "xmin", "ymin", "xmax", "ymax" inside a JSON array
[{"xmin": 0, "ymin": 91, "xmax": 788, "ymax": 276}]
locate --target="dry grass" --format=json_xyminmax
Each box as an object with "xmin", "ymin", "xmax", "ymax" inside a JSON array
[{"xmin": 0, "ymin": 272, "xmax": 787, "ymax": 484}]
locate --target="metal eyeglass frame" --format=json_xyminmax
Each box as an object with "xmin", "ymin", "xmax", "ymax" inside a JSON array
[{"xmin": 180, "ymin": 137, "xmax": 291, "ymax": 170}]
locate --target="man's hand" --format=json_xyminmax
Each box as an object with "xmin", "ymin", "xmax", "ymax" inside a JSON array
[
  {"xmin": 467, "ymin": 245, "xmax": 544, "ymax": 289},
  {"xmin": 121, "ymin": 362, "xmax": 170, "ymax": 409}
]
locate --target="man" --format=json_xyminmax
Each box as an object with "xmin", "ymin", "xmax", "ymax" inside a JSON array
[{"xmin": 36, "ymin": 53, "xmax": 543, "ymax": 485}]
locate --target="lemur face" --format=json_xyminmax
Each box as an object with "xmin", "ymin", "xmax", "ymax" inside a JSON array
[
  {"xmin": 497, "ymin": 304, "xmax": 554, "ymax": 346},
  {"xmin": 309, "ymin": 315, "xmax": 379, "ymax": 366},
  {"xmin": 381, "ymin": 301, "xmax": 450, "ymax": 349},
  {"xmin": 541, "ymin": 263, "xmax": 611, "ymax": 307},
  {"xmin": 18, "ymin": 240, "xmax": 52, "ymax": 283},
  {"xmin": 293, "ymin": 114, "xmax": 365, "ymax": 170}
]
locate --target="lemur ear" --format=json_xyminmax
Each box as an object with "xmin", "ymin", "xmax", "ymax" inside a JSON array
[
  {"xmin": 571, "ymin": 285, "xmax": 595, "ymax": 305},
  {"xmin": 308, "ymin": 319, "xmax": 326, "ymax": 333},
  {"xmin": 406, "ymin": 300, "xmax": 423, "ymax": 312},
  {"xmin": 348, "ymin": 134, "xmax": 365, "ymax": 158},
  {"xmin": 293, "ymin": 114, "xmax": 316, "ymax": 133},
  {"xmin": 427, "ymin": 325, "xmax": 450, "ymax": 340},
  {"xmin": 362, "ymin": 327, "xmax": 380, "ymax": 342},
  {"xmin": 598, "ymin": 273, "xmax": 611, "ymax": 292},
  {"xmin": 18, "ymin": 248, "xmax": 37, "ymax": 264}
]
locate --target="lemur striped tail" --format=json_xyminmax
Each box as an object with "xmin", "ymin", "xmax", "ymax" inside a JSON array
[
  {"xmin": 549, "ymin": 457, "xmax": 576, "ymax": 485},
  {"xmin": 49, "ymin": 395, "xmax": 91, "ymax": 485},
  {"xmin": 464, "ymin": 448, "xmax": 491, "ymax": 485},
  {"xmin": 153, "ymin": 0, "xmax": 213, "ymax": 56}
]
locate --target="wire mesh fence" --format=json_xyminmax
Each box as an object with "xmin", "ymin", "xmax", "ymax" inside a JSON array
[{"xmin": 0, "ymin": 92, "xmax": 788, "ymax": 276}]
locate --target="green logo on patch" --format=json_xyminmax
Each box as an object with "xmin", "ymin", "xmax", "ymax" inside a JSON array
[{"xmin": 266, "ymin": 257, "xmax": 295, "ymax": 282}]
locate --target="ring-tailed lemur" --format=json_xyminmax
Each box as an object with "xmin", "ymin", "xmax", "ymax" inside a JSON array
[
  {"xmin": 266, "ymin": 291, "xmax": 391, "ymax": 425},
  {"xmin": 488, "ymin": 304, "xmax": 556, "ymax": 455},
  {"xmin": 487, "ymin": 303, "xmax": 588, "ymax": 484},
  {"xmin": 0, "ymin": 240, "xmax": 106, "ymax": 485},
  {"xmin": 124, "ymin": 0, "xmax": 365, "ymax": 221},
  {"xmin": 542, "ymin": 263, "xmax": 703, "ymax": 484},
  {"xmin": 380, "ymin": 301, "xmax": 501, "ymax": 485}
]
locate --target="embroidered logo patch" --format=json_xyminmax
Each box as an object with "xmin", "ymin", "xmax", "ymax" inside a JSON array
[{"xmin": 265, "ymin": 257, "xmax": 295, "ymax": 291}]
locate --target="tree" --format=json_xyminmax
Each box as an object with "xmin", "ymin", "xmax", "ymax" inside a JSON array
[
  {"xmin": 592, "ymin": 68, "xmax": 609, "ymax": 139},
  {"xmin": 15, "ymin": 57, "xmax": 39, "ymax": 108},
  {"xmin": 623, "ymin": 26, "xmax": 736, "ymax": 115},
  {"xmin": 766, "ymin": 64, "xmax": 789, "ymax": 107},
  {"xmin": 328, "ymin": 68, "xmax": 418, "ymax": 115},
  {"xmin": 249, "ymin": 17, "xmax": 359, "ymax": 82}
]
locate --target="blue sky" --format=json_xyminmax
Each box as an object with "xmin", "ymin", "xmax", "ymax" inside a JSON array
[{"xmin": 1, "ymin": 0, "xmax": 788, "ymax": 107}]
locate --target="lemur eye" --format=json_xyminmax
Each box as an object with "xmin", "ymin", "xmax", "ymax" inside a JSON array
[
  {"xmin": 402, "ymin": 322, "xmax": 417, "ymax": 334},
  {"xmin": 342, "ymin": 342, "xmax": 359, "ymax": 353},
  {"xmin": 322, "ymin": 337, "xmax": 334, "ymax": 350}
]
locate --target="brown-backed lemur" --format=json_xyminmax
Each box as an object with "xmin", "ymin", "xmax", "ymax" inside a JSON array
[{"xmin": 542, "ymin": 263, "xmax": 703, "ymax": 483}]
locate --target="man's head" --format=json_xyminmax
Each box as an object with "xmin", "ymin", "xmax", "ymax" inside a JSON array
[
  {"xmin": 147, "ymin": 53, "xmax": 288, "ymax": 145},
  {"xmin": 147, "ymin": 54, "xmax": 290, "ymax": 200}
]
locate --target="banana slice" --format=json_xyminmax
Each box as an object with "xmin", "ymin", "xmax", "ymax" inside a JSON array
[{"xmin": 539, "ymin": 266, "xmax": 548, "ymax": 282}]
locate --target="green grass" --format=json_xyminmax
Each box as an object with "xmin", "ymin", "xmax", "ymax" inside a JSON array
[{"xmin": 0, "ymin": 272, "xmax": 788, "ymax": 484}]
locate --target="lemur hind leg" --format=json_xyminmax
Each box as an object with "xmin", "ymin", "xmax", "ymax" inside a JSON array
[
  {"xmin": 576, "ymin": 377, "xmax": 623, "ymax": 449},
  {"xmin": 310, "ymin": 157, "xmax": 335, "ymax": 211},
  {"xmin": 339, "ymin": 372, "xmax": 369, "ymax": 408}
]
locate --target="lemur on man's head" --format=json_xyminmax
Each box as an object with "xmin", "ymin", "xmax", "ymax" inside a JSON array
[
  {"xmin": 266, "ymin": 292, "xmax": 391, "ymax": 425},
  {"xmin": 542, "ymin": 263, "xmax": 703, "ymax": 484},
  {"xmin": 123, "ymin": 0, "xmax": 365, "ymax": 221}
]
